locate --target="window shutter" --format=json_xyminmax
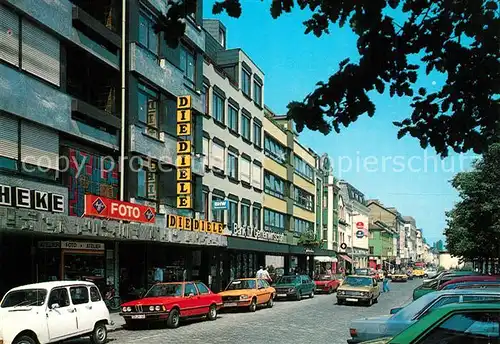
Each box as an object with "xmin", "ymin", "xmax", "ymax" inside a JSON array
[
  {"xmin": 240, "ymin": 158, "xmax": 250, "ymax": 183},
  {"xmin": 21, "ymin": 121, "xmax": 59, "ymax": 169},
  {"xmin": 211, "ymin": 143, "xmax": 224, "ymax": 170},
  {"xmin": 252, "ymin": 164, "xmax": 261, "ymax": 188},
  {"xmin": 22, "ymin": 20, "xmax": 60, "ymax": 86},
  {"xmin": 0, "ymin": 114, "xmax": 18, "ymax": 160},
  {"xmin": 0, "ymin": 5, "xmax": 19, "ymax": 66}
]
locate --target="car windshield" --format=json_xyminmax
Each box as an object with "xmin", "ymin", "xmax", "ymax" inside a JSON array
[
  {"xmin": 391, "ymin": 292, "xmax": 440, "ymax": 320},
  {"xmin": 145, "ymin": 284, "xmax": 183, "ymax": 297},
  {"xmin": 355, "ymin": 269, "xmax": 369, "ymax": 275},
  {"xmin": 1, "ymin": 289, "xmax": 47, "ymax": 308},
  {"xmin": 343, "ymin": 277, "xmax": 372, "ymax": 287},
  {"xmin": 277, "ymin": 276, "xmax": 300, "ymax": 284},
  {"xmin": 317, "ymin": 275, "xmax": 333, "ymax": 281},
  {"xmin": 226, "ymin": 280, "xmax": 256, "ymax": 290}
]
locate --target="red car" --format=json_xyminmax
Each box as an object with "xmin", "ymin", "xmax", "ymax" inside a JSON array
[
  {"xmin": 438, "ymin": 275, "xmax": 500, "ymax": 290},
  {"xmin": 120, "ymin": 281, "xmax": 223, "ymax": 328},
  {"xmin": 314, "ymin": 274, "xmax": 341, "ymax": 293}
]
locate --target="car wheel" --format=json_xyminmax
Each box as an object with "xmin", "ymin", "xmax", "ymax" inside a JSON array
[
  {"xmin": 167, "ymin": 308, "xmax": 181, "ymax": 328},
  {"xmin": 207, "ymin": 304, "xmax": 217, "ymax": 321},
  {"xmin": 249, "ymin": 298, "xmax": 257, "ymax": 312},
  {"xmin": 309, "ymin": 290, "xmax": 314, "ymax": 298},
  {"xmin": 367, "ymin": 298, "xmax": 373, "ymax": 306},
  {"xmin": 13, "ymin": 335, "xmax": 37, "ymax": 344},
  {"xmin": 374, "ymin": 297, "xmax": 378, "ymax": 304},
  {"xmin": 267, "ymin": 295, "xmax": 274, "ymax": 308},
  {"xmin": 337, "ymin": 299, "xmax": 344, "ymax": 305},
  {"xmin": 90, "ymin": 322, "xmax": 107, "ymax": 344},
  {"xmin": 295, "ymin": 291, "xmax": 302, "ymax": 301}
]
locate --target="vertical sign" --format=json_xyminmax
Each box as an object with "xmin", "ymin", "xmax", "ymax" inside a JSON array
[{"xmin": 176, "ymin": 96, "xmax": 192, "ymax": 209}]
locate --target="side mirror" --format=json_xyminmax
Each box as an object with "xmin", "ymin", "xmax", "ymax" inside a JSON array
[
  {"xmin": 50, "ymin": 303, "xmax": 60, "ymax": 310},
  {"xmin": 390, "ymin": 307, "xmax": 402, "ymax": 314}
]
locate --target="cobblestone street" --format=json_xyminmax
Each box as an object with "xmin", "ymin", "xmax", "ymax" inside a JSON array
[{"xmin": 69, "ymin": 279, "xmax": 419, "ymax": 344}]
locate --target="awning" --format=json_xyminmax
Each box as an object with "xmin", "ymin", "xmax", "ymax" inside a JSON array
[
  {"xmin": 339, "ymin": 254, "xmax": 354, "ymax": 264},
  {"xmin": 314, "ymin": 256, "xmax": 338, "ymax": 263}
]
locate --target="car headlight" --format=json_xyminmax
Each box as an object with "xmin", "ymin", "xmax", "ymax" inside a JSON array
[
  {"xmin": 122, "ymin": 307, "xmax": 127, "ymax": 312},
  {"xmin": 155, "ymin": 305, "xmax": 161, "ymax": 311},
  {"xmin": 288, "ymin": 288, "xmax": 295, "ymax": 293},
  {"xmin": 362, "ymin": 292, "xmax": 369, "ymax": 296},
  {"xmin": 338, "ymin": 290, "xmax": 345, "ymax": 295},
  {"xmin": 240, "ymin": 295, "xmax": 249, "ymax": 300},
  {"xmin": 149, "ymin": 306, "xmax": 155, "ymax": 311},
  {"xmin": 126, "ymin": 306, "xmax": 131, "ymax": 312}
]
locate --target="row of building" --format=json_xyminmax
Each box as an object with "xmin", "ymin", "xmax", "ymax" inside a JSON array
[{"xmin": 0, "ymin": 0, "xmax": 435, "ymax": 297}]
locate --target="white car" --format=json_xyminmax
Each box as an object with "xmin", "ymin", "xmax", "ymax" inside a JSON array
[
  {"xmin": 424, "ymin": 268, "xmax": 438, "ymax": 278},
  {"xmin": 0, "ymin": 281, "xmax": 111, "ymax": 344}
]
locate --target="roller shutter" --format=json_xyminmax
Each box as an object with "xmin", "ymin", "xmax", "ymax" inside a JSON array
[
  {"xmin": 0, "ymin": 5, "xmax": 19, "ymax": 66},
  {"xmin": 21, "ymin": 121, "xmax": 59, "ymax": 170},
  {"xmin": 0, "ymin": 114, "xmax": 18, "ymax": 160}
]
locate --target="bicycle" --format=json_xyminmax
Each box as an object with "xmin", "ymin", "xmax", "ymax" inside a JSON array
[{"xmin": 105, "ymin": 295, "xmax": 122, "ymax": 311}]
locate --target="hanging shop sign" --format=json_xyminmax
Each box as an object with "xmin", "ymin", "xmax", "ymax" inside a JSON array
[
  {"xmin": 356, "ymin": 221, "xmax": 365, "ymax": 229},
  {"xmin": 231, "ymin": 224, "xmax": 286, "ymax": 243},
  {"xmin": 340, "ymin": 243, "xmax": 348, "ymax": 250},
  {"xmin": 176, "ymin": 95, "xmax": 193, "ymax": 209},
  {"xmin": 166, "ymin": 214, "xmax": 225, "ymax": 235},
  {"xmin": 83, "ymin": 194, "xmax": 156, "ymax": 223},
  {"xmin": 356, "ymin": 230, "xmax": 365, "ymax": 238},
  {"xmin": 0, "ymin": 184, "xmax": 65, "ymax": 213},
  {"xmin": 212, "ymin": 199, "xmax": 228, "ymax": 210},
  {"xmin": 37, "ymin": 241, "xmax": 105, "ymax": 251}
]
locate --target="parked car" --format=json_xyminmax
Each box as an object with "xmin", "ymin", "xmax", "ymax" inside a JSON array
[
  {"xmin": 218, "ymin": 278, "xmax": 275, "ymax": 311},
  {"xmin": 273, "ymin": 275, "xmax": 315, "ymax": 300},
  {"xmin": 337, "ymin": 275, "xmax": 380, "ymax": 306},
  {"xmin": 441, "ymin": 280, "xmax": 500, "ymax": 290},
  {"xmin": 412, "ymin": 269, "xmax": 425, "ymax": 278},
  {"xmin": 413, "ymin": 271, "xmax": 480, "ymax": 300},
  {"xmin": 314, "ymin": 274, "xmax": 341, "ymax": 294},
  {"xmin": 347, "ymin": 289, "xmax": 500, "ymax": 343},
  {"xmin": 437, "ymin": 275, "xmax": 500, "ymax": 291},
  {"xmin": 358, "ymin": 302, "xmax": 500, "ymax": 344},
  {"xmin": 423, "ymin": 268, "xmax": 438, "ymax": 278},
  {"xmin": 0, "ymin": 281, "xmax": 111, "ymax": 344},
  {"xmin": 120, "ymin": 281, "xmax": 222, "ymax": 329}
]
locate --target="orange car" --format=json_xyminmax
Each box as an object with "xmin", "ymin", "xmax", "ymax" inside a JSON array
[{"xmin": 218, "ymin": 278, "xmax": 275, "ymax": 312}]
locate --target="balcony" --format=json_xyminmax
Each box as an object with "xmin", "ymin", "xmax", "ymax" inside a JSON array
[{"xmin": 69, "ymin": 0, "xmax": 120, "ymax": 37}]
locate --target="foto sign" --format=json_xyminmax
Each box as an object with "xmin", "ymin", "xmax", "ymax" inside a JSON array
[
  {"xmin": 176, "ymin": 95, "xmax": 192, "ymax": 209},
  {"xmin": 212, "ymin": 199, "xmax": 228, "ymax": 210},
  {"xmin": 84, "ymin": 195, "xmax": 156, "ymax": 223}
]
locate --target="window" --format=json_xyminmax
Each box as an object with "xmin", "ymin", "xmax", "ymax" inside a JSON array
[
  {"xmin": 212, "ymin": 196, "xmax": 224, "ymax": 222},
  {"xmin": 294, "ymin": 155, "xmax": 314, "ymax": 180},
  {"xmin": 138, "ymin": 11, "xmax": 158, "ymax": 54},
  {"xmin": 264, "ymin": 135, "xmax": 287, "ymax": 164},
  {"xmin": 240, "ymin": 157, "xmax": 251, "ymax": 184},
  {"xmin": 203, "ymin": 137, "xmax": 209, "ymax": 166},
  {"xmin": 213, "ymin": 93, "xmax": 224, "ymax": 123},
  {"xmin": 294, "ymin": 218, "xmax": 313, "ymax": 234},
  {"xmin": 254, "ymin": 81, "xmax": 262, "ymax": 107},
  {"xmin": 90, "ymin": 287, "xmax": 101, "ymax": 302},
  {"xmin": 242, "ymin": 68, "xmax": 251, "ymax": 96},
  {"xmin": 253, "ymin": 122, "xmax": 262, "ymax": 147},
  {"xmin": 137, "ymin": 158, "xmax": 158, "ymax": 202},
  {"xmin": 228, "ymin": 105, "xmax": 238, "ymax": 132},
  {"xmin": 219, "ymin": 28, "xmax": 225, "ymax": 47},
  {"xmin": 138, "ymin": 84, "xmax": 159, "ymax": 138},
  {"xmin": 252, "ymin": 208, "xmax": 261, "ymax": 230},
  {"xmin": 294, "ymin": 187, "xmax": 314, "ymax": 211},
  {"xmin": 180, "ymin": 46, "xmax": 195, "ymax": 83},
  {"xmin": 196, "ymin": 282, "xmax": 210, "ymax": 295},
  {"xmin": 241, "ymin": 114, "xmax": 251, "ymax": 141},
  {"xmin": 203, "ymin": 191, "xmax": 209, "ymax": 216},
  {"xmin": 252, "ymin": 163, "xmax": 262, "ymax": 189},
  {"xmin": 227, "ymin": 152, "xmax": 238, "ymax": 179},
  {"xmin": 211, "ymin": 142, "xmax": 224, "ymax": 171},
  {"xmin": 70, "ymin": 286, "xmax": 89, "ymax": 305},
  {"xmin": 241, "ymin": 204, "xmax": 250, "ymax": 226},
  {"xmin": 201, "ymin": 85, "xmax": 209, "ymax": 115},
  {"xmin": 419, "ymin": 312, "xmax": 500, "ymax": 343},
  {"xmin": 184, "ymin": 283, "xmax": 198, "ymax": 296},
  {"xmin": 228, "ymin": 200, "xmax": 238, "ymax": 229},
  {"xmin": 48, "ymin": 288, "xmax": 70, "ymax": 308},
  {"xmin": 264, "ymin": 172, "xmax": 286, "ymax": 199},
  {"xmin": 264, "ymin": 209, "xmax": 285, "ymax": 232}
]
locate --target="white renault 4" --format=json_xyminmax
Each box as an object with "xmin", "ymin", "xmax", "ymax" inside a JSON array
[{"xmin": 0, "ymin": 281, "xmax": 111, "ymax": 344}]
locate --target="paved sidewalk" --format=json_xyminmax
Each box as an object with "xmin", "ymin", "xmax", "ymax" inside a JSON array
[{"xmin": 108, "ymin": 312, "xmax": 126, "ymax": 332}]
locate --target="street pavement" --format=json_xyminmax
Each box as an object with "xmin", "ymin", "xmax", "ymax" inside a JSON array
[{"xmin": 71, "ymin": 279, "xmax": 420, "ymax": 344}]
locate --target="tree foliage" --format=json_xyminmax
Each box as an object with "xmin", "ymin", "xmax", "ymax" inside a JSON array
[
  {"xmin": 155, "ymin": 0, "xmax": 499, "ymax": 157},
  {"xmin": 444, "ymin": 143, "xmax": 500, "ymax": 260}
]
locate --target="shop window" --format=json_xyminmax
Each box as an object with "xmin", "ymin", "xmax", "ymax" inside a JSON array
[
  {"xmin": 252, "ymin": 208, "xmax": 261, "ymax": 230},
  {"xmin": 70, "ymin": 286, "xmax": 89, "ymax": 305},
  {"xmin": 48, "ymin": 288, "xmax": 70, "ymax": 308},
  {"xmin": 180, "ymin": 45, "xmax": 196, "ymax": 84},
  {"xmin": 138, "ymin": 84, "xmax": 159, "ymax": 138},
  {"xmin": 138, "ymin": 10, "xmax": 158, "ymax": 55},
  {"xmin": 241, "ymin": 204, "xmax": 250, "ymax": 226},
  {"xmin": 184, "ymin": 283, "xmax": 197, "ymax": 296},
  {"xmin": 138, "ymin": 158, "xmax": 159, "ymax": 204},
  {"xmin": 90, "ymin": 286, "xmax": 101, "ymax": 302},
  {"xmin": 196, "ymin": 282, "xmax": 210, "ymax": 295}
]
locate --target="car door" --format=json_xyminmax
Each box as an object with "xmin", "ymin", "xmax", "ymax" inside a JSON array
[
  {"xmin": 46, "ymin": 287, "xmax": 78, "ymax": 341},
  {"xmin": 372, "ymin": 278, "xmax": 380, "ymax": 297},
  {"xmin": 183, "ymin": 283, "xmax": 201, "ymax": 317},
  {"xmin": 195, "ymin": 282, "xmax": 212, "ymax": 312},
  {"xmin": 256, "ymin": 279, "xmax": 268, "ymax": 304},
  {"xmin": 69, "ymin": 285, "xmax": 94, "ymax": 334},
  {"xmin": 262, "ymin": 279, "xmax": 274, "ymax": 301},
  {"xmin": 302, "ymin": 276, "xmax": 313, "ymax": 294}
]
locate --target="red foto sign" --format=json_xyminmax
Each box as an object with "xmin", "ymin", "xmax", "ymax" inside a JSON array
[
  {"xmin": 356, "ymin": 221, "xmax": 365, "ymax": 229},
  {"xmin": 84, "ymin": 195, "xmax": 156, "ymax": 223}
]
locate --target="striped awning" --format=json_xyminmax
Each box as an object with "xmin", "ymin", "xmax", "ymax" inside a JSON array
[{"xmin": 339, "ymin": 254, "xmax": 353, "ymax": 264}]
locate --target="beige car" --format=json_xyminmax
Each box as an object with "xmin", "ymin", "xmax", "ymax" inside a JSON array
[{"xmin": 336, "ymin": 275, "xmax": 381, "ymax": 306}]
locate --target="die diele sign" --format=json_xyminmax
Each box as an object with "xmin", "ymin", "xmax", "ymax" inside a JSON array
[{"xmin": 176, "ymin": 95, "xmax": 193, "ymax": 209}]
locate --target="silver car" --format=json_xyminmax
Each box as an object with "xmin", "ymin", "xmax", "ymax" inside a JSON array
[{"xmin": 347, "ymin": 289, "xmax": 500, "ymax": 343}]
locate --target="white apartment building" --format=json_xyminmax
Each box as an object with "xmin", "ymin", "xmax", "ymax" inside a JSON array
[{"xmin": 201, "ymin": 20, "xmax": 265, "ymax": 237}]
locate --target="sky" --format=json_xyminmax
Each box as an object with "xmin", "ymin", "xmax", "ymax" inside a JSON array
[{"xmin": 202, "ymin": 1, "xmax": 477, "ymax": 245}]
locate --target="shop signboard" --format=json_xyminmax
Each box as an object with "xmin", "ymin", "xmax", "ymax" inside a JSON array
[
  {"xmin": 166, "ymin": 214, "xmax": 225, "ymax": 235},
  {"xmin": 0, "ymin": 184, "xmax": 65, "ymax": 213},
  {"xmin": 83, "ymin": 195, "xmax": 156, "ymax": 223},
  {"xmin": 212, "ymin": 199, "xmax": 228, "ymax": 210},
  {"xmin": 176, "ymin": 95, "xmax": 193, "ymax": 209},
  {"xmin": 230, "ymin": 224, "xmax": 286, "ymax": 243},
  {"xmin": 356, "ymin": 221, "xmax": 365, "ymax": 229},
  {"xmin": 61, "ymin": 241, "xmax": 105, "ymax": 251},
  {"xmin": 356, "ymin": 230, "xmax": 364, "ymax": 238}
]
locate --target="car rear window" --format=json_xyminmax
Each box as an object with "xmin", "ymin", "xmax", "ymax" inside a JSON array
[{"xmin": 1, "ymin": 289, "xmax": 47, "ymax": 308}]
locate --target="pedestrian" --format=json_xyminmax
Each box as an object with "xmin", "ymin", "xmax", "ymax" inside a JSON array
[
  {"xmin": 256, "ymin": 266, "xmax": 271, "ymax": 282},
  {"xmin": 382, "ymin": 271, "xmax": 390, "ymax": 293},
  {"xmin": 256, "ymin": 266, "xmax": 265, "ymax": 279}
]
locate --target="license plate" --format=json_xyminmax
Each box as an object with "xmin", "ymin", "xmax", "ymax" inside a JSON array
[
  {"xmin": 277, "ymin": 293, "xmax": 287, "ymax": 297},
  {"xmin": 131, "ymin": 314, "xmax": 145, "ymax": 319},
  {"xmin": 224, "ymin": 303, "xmax": 237, "ymax": 307},
  {"xmin": 346, "ymin": 298, "xmax": 358, "ymax": 302}
]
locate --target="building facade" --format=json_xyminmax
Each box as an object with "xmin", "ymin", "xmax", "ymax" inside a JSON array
[{"xmin": 367, "ymin": 200, "xmax": 399, "ymax": 269}]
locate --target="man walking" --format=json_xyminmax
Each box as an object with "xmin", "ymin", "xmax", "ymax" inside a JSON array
[
  {"xmin": 382, "ymin": 271, "xmax": 391, "ymax": 292},
  {"xmin": 256, "ymin": 266, "xmax": 271, "ymax": 282}
]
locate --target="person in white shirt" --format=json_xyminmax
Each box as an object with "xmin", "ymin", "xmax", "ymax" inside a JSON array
[{"xmin": 256, "ymin": 266, "xmax": 271, "ymax": 281}]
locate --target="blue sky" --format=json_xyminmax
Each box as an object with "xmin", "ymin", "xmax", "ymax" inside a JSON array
[{"xmin": 203, "ymin": 1, "xmax": 477, "ymax": 245}]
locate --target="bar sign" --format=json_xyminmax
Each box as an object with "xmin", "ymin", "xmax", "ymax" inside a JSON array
[{"xmin": 176, "ymin": 95, "xmax": 192, "ymax": 209}]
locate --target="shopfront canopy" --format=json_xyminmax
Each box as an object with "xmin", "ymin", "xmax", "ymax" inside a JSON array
[
  {"xmin": 339, "ymin": 254, "xmax": 353, "ymax": 264},
  {"xmin": 314, "ymin": 256, "xmax": 338, "ymax": 263}
]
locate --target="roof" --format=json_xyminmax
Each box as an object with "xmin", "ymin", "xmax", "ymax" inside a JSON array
[{"xmin": 10, "ymin": 280, "xmax": 97, "ymax": 291}]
